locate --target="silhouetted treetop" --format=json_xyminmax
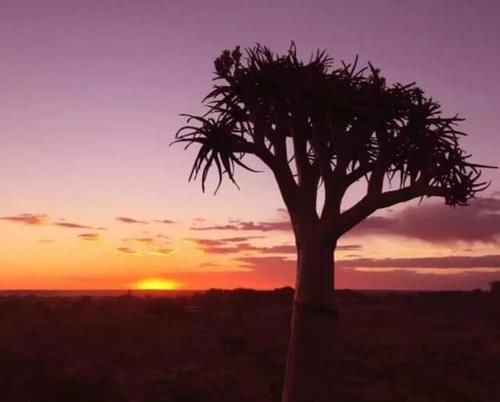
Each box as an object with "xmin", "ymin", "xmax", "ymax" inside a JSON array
[{"xmin": 174, "ymin": 43, "xmax": 491, "ymax": 236}]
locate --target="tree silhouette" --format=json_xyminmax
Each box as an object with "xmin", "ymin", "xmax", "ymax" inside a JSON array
[{"xmin": 174, "ymin": 44, "xmax": 492, "ymax": 402}]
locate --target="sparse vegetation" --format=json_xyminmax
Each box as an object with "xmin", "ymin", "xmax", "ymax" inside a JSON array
[{"xmin": 0, "ymin": 291, "xmax": 499, "ymax": 402}]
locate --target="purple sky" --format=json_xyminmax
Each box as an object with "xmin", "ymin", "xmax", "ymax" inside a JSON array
[{"xmin": 1, "ymin": 0, "xmax": 499, "ymax": 289}]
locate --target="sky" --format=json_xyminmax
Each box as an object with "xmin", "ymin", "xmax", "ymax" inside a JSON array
[{"xmin": 1, "ymin": 0, "xmax": 500, "ymax": 290}]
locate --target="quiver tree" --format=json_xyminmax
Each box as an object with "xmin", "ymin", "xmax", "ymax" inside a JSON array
[{"xmin": 173, "ymin": 44, "xmax": 491, "ymax": 402}]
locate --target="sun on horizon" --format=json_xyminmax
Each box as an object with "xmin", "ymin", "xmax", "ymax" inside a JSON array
[{"xmin": 134, "ymin": 278, "xmax": 180, "ymax": 290}]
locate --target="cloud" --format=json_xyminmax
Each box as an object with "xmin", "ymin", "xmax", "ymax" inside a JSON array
[
  {"xmin": 473, "ymin": 197, "xmax": 500, "ymax": 211},
  {"xmin": 154, "ymin": 219, "xmax": 175, "ymax": 224},
  {"xmin": 200, "ymin": 262, "xmax": 219, "ymax": 268},
  {"xmin": 117, "ymin": 246, "xmax": 172, "ymax": 257},
  {"xmin": 337, "ymin": 254, "xmax": 500, "ymax": 269},
  {"xmin": 191, "ymin": 217, "xmax": 207, "ymax": 225},
  {"xmin": 261, "ymin": 245, "xmax": 296, "ymax": 254},
  {"xmin": 189, "ymin": 239, "xmax": 255, "ymax": 254},
  {"xmin": 38, "ymin": 239, "xmax": 53, "ymax": 244},
  {"xmin": 122, "ymin": 237, "xmax": 173, "ymax": 251},
  {"xmin": 189, "ymin": 236, "xmax": 290, "ymax": 253},
  {"xmin": 53, "ymin": 218, "xmax": 106, "ymax": 230},
  {"xmin": 125, "ymin": 237, "xmax": 155, "ymax": 244},
  {"xmin": 55, "ymin": 222, "xmax": 94, "ymax": 229},
  {"xmin": 189, "ymin": 196, "xmax": 500, "ymax": 245},
  {"xmin": 225, "ymin": 255, "xmax": 500, "ymax": 290},
  {"xmin": 117, "ymin": 247, "xmax": 138, "ymax": 255},
  {"xmin": 191, "ymin": 223, "xmax": 240, "ymax": 231},
  {"xmin": 147, "ymin": 249, "xmax": 174, "ymax": 256},
  {"xmin": 1, "ymin": 213, "xmax": 105, "ymax": 231},
  {"xmin": 188, "ymin": 238, "xmax": 225, "ymax": 247},
  {"xmin": 337, "ymin": 244, "xmax": 363, "ymax": 251},
  {"xmin": 236, "ymin": 253, "xmax": 500, "ymax": 272},
  {"xmin": 189, "ymin": 237, "xmax": 362, "ymax": 256},
  {"xmin": 236, "ymin": 255, "xmax": 293, "ymax": 268},
  {"xmin": 349, "ymin": 197, "xmax": 500, "ymax": 244},
  {"xmin": 220, "ymin": 236, "xmax": 265, "ymax": 242},
  {"xmin": 262, "ymin": 244, "xmax": 360, "ymax": 254},
  {"xmin": 78, "ymin": 233, "xmax": 100, "ymax": 241},
  {"xmin": 191, "ymin": 219, "xmax": 291, "ymax": 232},
  {"xmin": 116, "ymin": 217, "xmax": 149, "ymax": 224},
  {"xmin": 0, "ymin": 213, "xmax": 47, "ymax": 225},
  {"xmin": 335, "ymin": 267, "xmax": 500, "ymax": 291},
  {"xmin": 234, "ymin": 220, "xmax": 292, "ymax": 231},
  {"xmin": 351, "ymin": 216, "xmax": 393, "ymax": 232},
  {"xmin": 187, "ymin": 238, "xmax": 260, "ymax": 254}
]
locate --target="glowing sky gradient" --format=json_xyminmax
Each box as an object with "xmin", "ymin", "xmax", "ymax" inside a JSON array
[{"xmin": 1, "ymin": 0, "xmax": 499, "ymax": 290}]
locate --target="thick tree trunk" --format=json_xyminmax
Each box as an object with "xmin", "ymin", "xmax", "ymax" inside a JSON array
[{"xmin": 281, "ymin": 235, "xmax": 338, "ymax": 402}]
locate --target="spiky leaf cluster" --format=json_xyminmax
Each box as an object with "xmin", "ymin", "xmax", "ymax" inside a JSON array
[{"xmin": 174, "ymin": 43, "xmax": 490, "ymax": 206}]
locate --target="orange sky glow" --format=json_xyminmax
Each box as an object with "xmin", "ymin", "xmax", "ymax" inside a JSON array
[{"xmin": 2, "ymin": 199, "xmax": 500, "ymax": 291}]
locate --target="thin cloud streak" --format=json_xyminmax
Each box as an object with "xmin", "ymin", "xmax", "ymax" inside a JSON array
[
  {"xmin": 235, "ymin": 254, "xmax": 500, "ymax": 271},
  {"xmin": 78, "ymin": 233, "xmax": 100, "ymax": 241},
  {"xmin": 117, "ymin": 247, "xmax": 173, "ymax": 257},
  {"xmin": 337, "ymin": 254, "xmax": 500, "ymax": 269},
  {"xmin": 188, "ymin": 238, "xmax": 292, "ymax": 255},
  {"xmin": 117, "ymin": 247, "xmax": 139, "ymax": 255},
  {"xmin": 55, "ymin": 222, "xmax": 94, "ymax": 229},
  {"xmin": 220, "ymin": 236, "xmax": 265, "ymax": 242},
  {"xmin": 154, "ymin": 219, "xmax": 175, "ymax": 224},
  {"xmin": 147, "ymin": 249, "xmax": 174, "ymax": 256},
  {"xmin": 0, "ymin": 214, "xmax": 48, "ymax": 225},
  {"xmin": 0, "ymin": 214, "xmax": 105, "ymax": 230},
  {"xmin": 189, "ymin": 237, "xmax": 361, "ymax": 255},
  {"xmin": 116, "ymin": 217, "xmax": 149, "ymax": 224},
  {"xmin": 191, "ymin": 219, "xmax": 291, "ymax": 232},
  {"xmin": 125, "ymin": 237, "xmax": 156, "ymax": 244}
]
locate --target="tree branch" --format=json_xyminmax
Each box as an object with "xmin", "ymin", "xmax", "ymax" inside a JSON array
[
  {"xmin": 334, "ymin": 181, "xmax": 447, "ymax": 237},
  {"xmin": 291, "ymin": 130, "xmax": 319, "ymax": 216}
]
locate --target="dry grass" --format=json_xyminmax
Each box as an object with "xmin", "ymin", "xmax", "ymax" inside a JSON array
[{"xmin": 0, "ymin": 290, "xmax": 499, "ymax": 402}]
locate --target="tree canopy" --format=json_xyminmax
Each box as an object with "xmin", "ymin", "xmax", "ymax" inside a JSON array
[{"xmin": 174, "ymin": 44, "xmax": 490, "ymax": 238}]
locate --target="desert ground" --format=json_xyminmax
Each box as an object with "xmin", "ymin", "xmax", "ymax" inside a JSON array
[{"xmin": 1, "ymin": 289, "xmax": 499, "ymax": 402}]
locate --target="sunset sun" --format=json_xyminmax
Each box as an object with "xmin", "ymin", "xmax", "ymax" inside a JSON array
[{"xmin": 134, "ymin": 278, "xmax": 179, "ymax": 290}]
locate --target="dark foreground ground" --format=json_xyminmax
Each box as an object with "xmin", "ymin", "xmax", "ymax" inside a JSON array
[{"xmin": 1, "ymin": 289, "xmax": 500, "ymax": 402}]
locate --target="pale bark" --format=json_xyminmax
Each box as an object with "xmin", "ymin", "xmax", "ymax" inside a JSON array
[{"xmin": 281, "ymin": 236, "xmax": 338, "ymax": 402}]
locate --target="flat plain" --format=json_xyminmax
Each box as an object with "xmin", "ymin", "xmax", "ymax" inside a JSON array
[{"xmin": 1, "ymin": 289, "xmax": 499, "ymax": 402}]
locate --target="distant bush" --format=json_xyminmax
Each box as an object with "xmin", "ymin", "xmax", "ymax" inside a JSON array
[
  {"xmin": 490, "ymin": 281, "xmax": 500, "ymax": 294},
  {"xmin": 144, "ymin": 299, "xmax": 185, "ymax": 318}
]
